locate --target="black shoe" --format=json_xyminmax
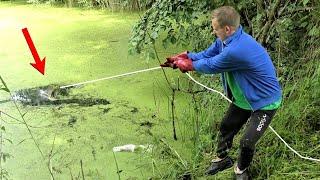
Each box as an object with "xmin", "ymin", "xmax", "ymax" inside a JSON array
[
  {"xmin": 205, "ymin": 156, "xmax": 233, "ymax": 175},
  {"xmin": 235, "ymin": 169, "xmax": 250, "ymax": 180}
]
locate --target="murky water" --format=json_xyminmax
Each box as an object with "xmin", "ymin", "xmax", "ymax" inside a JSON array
[
  {"xmin": 0, "ymin": 4, "xmax": 178, "ymax": 179},
  {"xmin": 2, "ymin": 83, "xmax": 155, "ymax": 179}
]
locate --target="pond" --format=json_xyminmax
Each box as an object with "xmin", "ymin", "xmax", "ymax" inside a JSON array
[{"xmin": 0, "ymin": 3, "xmax": 187, "ymax": 179}]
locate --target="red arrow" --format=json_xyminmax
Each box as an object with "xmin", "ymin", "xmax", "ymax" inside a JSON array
[{"xmin": 22, "ymin": 28, "xmax": 46, "ymax": 75}]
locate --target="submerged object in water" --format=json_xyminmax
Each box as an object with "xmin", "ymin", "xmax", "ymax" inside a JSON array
[{"xmin": 113, "ymin": 144, "xmax": 152, "ymax": 152}]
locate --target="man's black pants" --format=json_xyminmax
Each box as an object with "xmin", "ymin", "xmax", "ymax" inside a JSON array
[{"xmin": 216, "ymin": 103, "xmax": 276, "ymax": 170}]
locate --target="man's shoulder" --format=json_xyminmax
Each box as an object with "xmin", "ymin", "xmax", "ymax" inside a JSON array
[
  {"xmin": 227, "ymin": 33, "xmax": 268, "ymax": 62},
  {"xmin": 230, "ymin": 32, "xmax": 264, "ymax": 52},
  {"xmin": 238, "ymin": 31, "xmax": 259, "ymax": 44}
]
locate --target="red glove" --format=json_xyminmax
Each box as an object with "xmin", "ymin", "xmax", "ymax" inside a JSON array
[
  {"xmin": 174, "ymin": 58, "xmax": 193, "ymax": 73},
  {"xmin": 160, "ymin": 51, "xmax": 188, "ymax": 68},
  {"xmin": 160, "ymin": 58, "xmax": 178, "ymax": 68},
  {"xmin": 167, "ymin": 51, "xmax": 188, "ymax": 61}
]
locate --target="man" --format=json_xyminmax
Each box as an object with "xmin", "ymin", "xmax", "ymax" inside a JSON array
[{"xmin": 161, "ymin": 6, "xmax": 282, "ymax": 180}]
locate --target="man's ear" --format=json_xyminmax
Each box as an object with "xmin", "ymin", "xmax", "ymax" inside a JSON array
[{"xmin": 225, "ymin": 26, "xmax": 231, "ymax": 33}]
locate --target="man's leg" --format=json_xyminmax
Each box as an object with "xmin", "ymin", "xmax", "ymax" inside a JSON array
[
  {"xmin": 216, "ymin": 104, "xmax": 251, "ymax": 159},
  {"xmin": 235, "ymin": 109, "xmax": 277, "ymax": 178},
  {"xmin": 206, "ymin": 104, "xmax": 251, "ymax": 175}
]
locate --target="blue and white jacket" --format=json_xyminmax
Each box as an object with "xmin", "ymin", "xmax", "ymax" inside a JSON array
[{"xmin": 187, "ymin": 26, "xmax": 282, "ymax": 111}]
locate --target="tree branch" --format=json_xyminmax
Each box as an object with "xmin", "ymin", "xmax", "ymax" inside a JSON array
[{"xmin": 258, "ymin": 0, "xmax": 281, "ymax": 44}]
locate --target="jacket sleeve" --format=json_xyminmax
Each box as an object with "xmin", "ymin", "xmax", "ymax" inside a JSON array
[
  {"xmin": 187, "ymin": 40, "xmax": 221, "ymax": 61},
  {"xmin": 192, "ymin": 49, "xmax": 248, "ymax": 74}
]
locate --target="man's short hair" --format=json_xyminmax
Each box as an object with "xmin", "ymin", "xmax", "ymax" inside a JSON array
[{"xmin": 212, "ymin": 6, "xmax": 240, "ymax": 28}]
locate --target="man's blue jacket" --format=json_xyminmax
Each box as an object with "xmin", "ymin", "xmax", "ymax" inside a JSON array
[{"xmin": 187, "ymin": 26, "xmax": 282, "ymax": 111}]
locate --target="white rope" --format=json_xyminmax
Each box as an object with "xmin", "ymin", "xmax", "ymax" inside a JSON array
[
  {"xmin": 186, "ymin": 72, "xmax": 320, "ymax": 163},
  {"xmin": 268, "ymin": 126, "xmax": 320, "ymax": 162},
  {"xmin": 185, "ymin": 73, "xmax": 232, "ymax": 103},
  {"xmin": 60, "ymin": 66, "xmax": 162, "ymax": 89},
  {"xmin": 59, "ymin": 66, "xmax": 320, "ymax": 162}
]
